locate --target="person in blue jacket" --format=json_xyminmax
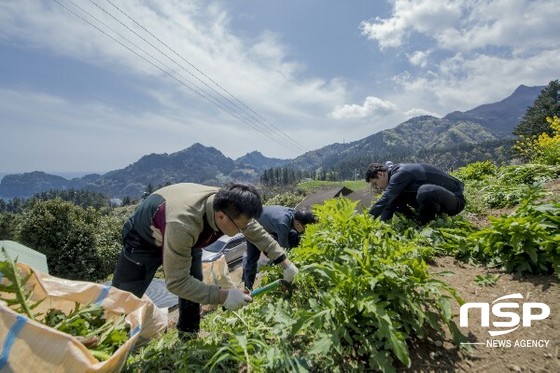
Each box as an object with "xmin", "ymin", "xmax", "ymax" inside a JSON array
[
  {"xmin": 365, "ymin": 162, "xmax": 466, "ymax": 224},
  {"xmin": 242, "ymin": 205, "xmax": 316, "ymax": 290}
]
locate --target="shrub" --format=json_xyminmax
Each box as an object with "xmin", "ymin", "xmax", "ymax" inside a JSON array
[
  {"xmin": 515, "ymin": 116, "xmax": 560, "ymax": 165},
  {"xmin": 459, "ymin": 163, "xmax": 560, "ymax": 211},
  {"xmin": 452, "ymin": 160, "xmax": 497, "ymax": 182},
  {"xmin": 497, "ymin": 163, "xmax": 560, "ymax": 185},
  {"xmin": 0, "ymin": 212, "xmax": 20, "ymax": 240},
  {"xmin": 533, "ymin": 116, "xmax": 560, "ymax": 165},
  {"xmin": 466, "ymin": 188, "xmax": 560, "ymax": 277},
  {"xmin": 16, "ymin": 199, "xmax": 120, "ymax": 281}
]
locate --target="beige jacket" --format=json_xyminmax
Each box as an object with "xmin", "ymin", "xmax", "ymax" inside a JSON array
[{"xmin": 152, "ymin": 183, "xmax": 286, "ymax": 305}]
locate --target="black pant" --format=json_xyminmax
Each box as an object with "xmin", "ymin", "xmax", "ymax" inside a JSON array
[
  {"xmin": 415, "ymin": 184, "xmax": 465, "ymax": 224},
  {"xmin": 389, "ymin": 184, "xmax": 465, "ymax": 223},
  {"xmin": 242, "ymin": 240, "xmax": 261, "ymax": 290},
  {"xmin": 111, "ymin": 224, "xmax": 203, "ymax": 334}
]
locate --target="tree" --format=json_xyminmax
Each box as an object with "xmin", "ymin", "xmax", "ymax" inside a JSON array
[
  {"xmin": 16, "ymin": 199, "xmax": 120, "ymax": 281},
  {"xmin": 514, "ymin": 79, "xmax": 560, "ymax": 139},
  {"xmin": 30, "ymin": 189, "xmax": 109, "ymax": 210},
  {"xmin": 0, "ymin": 212, "xmax": 19, "ymax": 240}
]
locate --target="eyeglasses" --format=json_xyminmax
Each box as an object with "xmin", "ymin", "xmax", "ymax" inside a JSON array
[{"xmin": 224, "ymin": 211, "xmax": 252, "ymax": 234}]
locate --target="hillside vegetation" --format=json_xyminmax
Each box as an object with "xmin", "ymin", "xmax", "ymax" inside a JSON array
[{"xmin": 124, "ymin": 161, "xmax": 559, "ymax": 372}]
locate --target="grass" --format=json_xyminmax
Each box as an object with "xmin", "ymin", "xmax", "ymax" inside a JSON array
[{"xmin": 297, "ymin": 179, "xmax": 369, "ymax": 194}]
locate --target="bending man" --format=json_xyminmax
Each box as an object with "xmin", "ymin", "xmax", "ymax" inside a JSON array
[
  {"xmin": 111, "ymin": 183, "xmax": 299, "ymax": 337},
  {"xmin": 365, "ymin": 162, "xmax": 466, "ymax": 224},
  {"xmin": 242, "ymin": 205, "xmax": 315, "ymax": 290}
]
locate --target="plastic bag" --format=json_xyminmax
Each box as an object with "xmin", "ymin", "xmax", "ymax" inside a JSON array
[
  {"xmin": 202, "ymin": 255, "xmax": 235, "ymax": 289},
  {"xmin": 0, "ymin": 262, "xmax": 167, "ymax": 372},
  {"xmin": 201, "ymin": 255, "xmax": 235, "ymax": 313}
]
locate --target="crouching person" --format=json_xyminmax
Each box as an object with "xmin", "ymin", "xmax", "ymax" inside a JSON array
[{"xmin": 365, "ymin": 162, "xmax": 466, "ymax": 224}]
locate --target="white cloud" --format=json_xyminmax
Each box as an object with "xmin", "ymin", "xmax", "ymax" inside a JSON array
[
  {"xmin": 437, "ymin": 0, "xmax": 560, "ymax": 53},
  {"xmin": 361, "ymin": 0, "xmax": 560, "ymax": 53},
  {"xmin": 330, "ymin": 96, "xmax": 399, "ymax": 119},
  {"xmin": 360, "ymin": 0, "xmax": 560, "ymax": 115},
  {"xmin": 360, "ymin": 0, "xmax": 461, "ymax": 49},
  {"xmin": 408, "ymin": 50, "xmax": 430, "ymax": 67},
  {"xmin": 393, "ymin": 49, "xmax": 559, "ymax": 112},
  {"xmin": 404, "ymin": 108, "xmax": 441, "ymax": 119}
]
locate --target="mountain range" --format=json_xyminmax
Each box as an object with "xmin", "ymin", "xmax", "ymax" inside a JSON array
[{"xmin": 0, "ymin": 84, "xmax": 543, "ymax": 199}]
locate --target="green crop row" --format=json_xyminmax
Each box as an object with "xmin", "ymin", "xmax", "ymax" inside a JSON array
[{"xmin": 128, "ymin": 199, "xmax": 467, "ymax": 372}]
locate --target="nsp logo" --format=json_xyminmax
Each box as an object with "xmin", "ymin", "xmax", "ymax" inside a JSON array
[{"xmin": 459, "ymin": 293, "xmax": 550, "ymax": 336}]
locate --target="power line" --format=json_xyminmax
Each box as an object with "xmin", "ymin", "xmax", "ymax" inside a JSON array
[
  {"xmin": 53, "ymin": 0, "xmax": 282, "ymax": 149},
  {"xmin": 51, "ymin": 0, "xmax": 307, "ymax": 154},
  {"xmin": 103, "ymin": 0, "xmax": 306, "ymax": 153}
]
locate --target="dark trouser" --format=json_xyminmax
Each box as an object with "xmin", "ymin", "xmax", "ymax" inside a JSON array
[
  {"xmin": 415, "ymin": 184, "xmax": 465, "ymax": 224},
  {"xmin": 242, "ymin": 240, "xmax": 261, "ymax": 290},
  {"xmin": 111, "ymin": 224, "xmax": 203, "ymax": 334}
]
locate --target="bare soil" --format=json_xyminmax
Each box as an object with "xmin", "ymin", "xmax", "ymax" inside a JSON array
[{"xmin": 406, "ymin": 256, "xmax": 560, "ymax": 373}]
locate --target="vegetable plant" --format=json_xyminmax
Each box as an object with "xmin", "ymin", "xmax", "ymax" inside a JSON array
[{"xmin": 128, "ymin": 199, "xmax": 467, "ymax": 372}]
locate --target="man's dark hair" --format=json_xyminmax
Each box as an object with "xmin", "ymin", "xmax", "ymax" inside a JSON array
[
  {"xmin": 214, "ymin": 182, "xmax": 263, "ymax": 219},
  {"xmin": 365, "ymin": 163, "xmax": 387, "ymax": 182},
  {"xmin": 294, "ymin": 209, "xmax": 316, "ymax": 225}
]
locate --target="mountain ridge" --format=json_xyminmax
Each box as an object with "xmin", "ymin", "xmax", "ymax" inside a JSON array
[{"xmin": 0, "ymin": 84, "xmax": 545, "ymax": 199}]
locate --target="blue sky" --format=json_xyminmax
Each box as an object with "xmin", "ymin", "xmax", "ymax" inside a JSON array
[{"xmin": 1, "ymin": 0, "xmax": 558, "ymax": 174}]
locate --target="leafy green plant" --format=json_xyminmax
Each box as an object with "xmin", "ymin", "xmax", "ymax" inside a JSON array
[
  {"xmin": 480, "ymin": 183, "xmax": 539, "ymax": 209},
  {"xmin": 452, "ymin": 160, "xmax": 497, "ymax": 182},
  {"xmin": 286, "ymin": 198, "xmax": 466, "ymax": 371},
  {"xmin": 458, "ymin": 163, "xmax": 560, "ymax": 212},
  {"xmin": 44, "ymin": 303, "xmax": 129, "ymax": 361},
  {"xmin": 264, "ymin": 191, "xmax": 305, "ymax": 207},
  {"xmin": 496, "ymin": 163, "xmax": 560, "ymax": 185},
  {"xmin": 466, "ymin": 193, "xmax": 560, "ymax": 277},
  {"xmin": 0, "ymin": 248, "xmax": 130, "ymax": 361},
  {"xmin": 474, "ymin": 274, "xmax": 501, "ymax": 287},
  {"xmin": 0, "ymin": 247, "xmax": 44, "ymax": 320},
  {"xmin": 396, "ymin": 214, "xmax": 477, "ymax": 261}
]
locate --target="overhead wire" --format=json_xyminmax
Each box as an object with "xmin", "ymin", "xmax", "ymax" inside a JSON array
[
  {"xmin": 52, "ymin": 0, "xmax": 278, "ymax": 150},
  {"xmin": 103, "ymin": 0, "xmax": 306, "ymax": 154},
  {"xmin": 50, "ymin": 0, "xmax": 307, "ymax": 154}
]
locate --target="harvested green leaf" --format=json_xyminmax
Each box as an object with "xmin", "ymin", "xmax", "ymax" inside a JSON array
[
  {"xmin": 0, "ymin": 250, "xmax": 130, "ymax": 361},
  {"xmin": 0, "ymin": 247, "xmax": 44, "ymax": 320}
]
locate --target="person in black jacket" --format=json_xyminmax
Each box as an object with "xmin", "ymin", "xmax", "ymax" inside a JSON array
[
  {"xmin": 242, "ymin": 205, "xmax": 316, "ymax": 290},
  {"xmin": 365, "ymin": 162, "xmax": 466, "ymax": 224}
]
